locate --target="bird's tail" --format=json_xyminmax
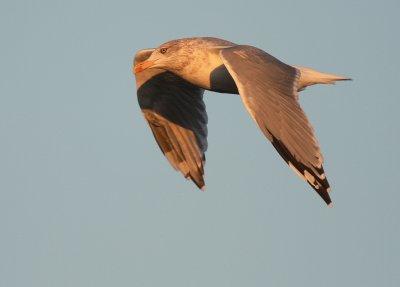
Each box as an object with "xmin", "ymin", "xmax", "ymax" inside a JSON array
[{"xmin": 293, "ymin": 66, "xmax": 351, "ymax": 91}]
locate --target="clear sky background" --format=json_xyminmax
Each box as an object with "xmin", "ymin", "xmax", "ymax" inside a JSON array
[{"xmin": 1, "ymin": 0, "xmax": 399, "ymax": 286}]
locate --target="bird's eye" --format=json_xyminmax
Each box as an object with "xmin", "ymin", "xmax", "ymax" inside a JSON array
[{"xmin": 160, "ymin": 47, "xmax": 168, "ymax": 54}]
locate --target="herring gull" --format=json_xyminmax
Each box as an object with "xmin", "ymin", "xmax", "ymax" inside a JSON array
[{"xmin": 133, "ymin": 37, "xmax": 350, "ymax": 207}]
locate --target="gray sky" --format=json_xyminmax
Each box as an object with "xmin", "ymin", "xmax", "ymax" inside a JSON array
[{"xmin": 1, "ymin": 0, "xmax": 399, "ymax": 286}]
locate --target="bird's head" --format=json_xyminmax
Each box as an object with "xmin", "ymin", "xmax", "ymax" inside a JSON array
[{"xmin": 134, "ymin": 39, "xmax": 195, "ymax": 75}]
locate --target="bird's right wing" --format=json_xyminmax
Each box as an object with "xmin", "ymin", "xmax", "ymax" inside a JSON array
[
  {"xmin": 220, "ymin": 45, "xmax": 332, "ymax": 206},
  {"xmin": 134, "ymin": 49, "xmax": 208, "ymax": 189}
]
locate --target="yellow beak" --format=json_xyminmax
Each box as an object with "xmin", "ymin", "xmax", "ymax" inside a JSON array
[{"xmin": 134, "ymin": 59, "xmax": 159, "ymax": 74}]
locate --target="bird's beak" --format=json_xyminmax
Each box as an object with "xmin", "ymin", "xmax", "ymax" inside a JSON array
[{"xmin": 134, "ymin": 59, "xmax": 159, "ymax": 74}]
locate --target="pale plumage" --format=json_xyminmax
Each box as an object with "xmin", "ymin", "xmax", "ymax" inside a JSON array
[{"xmin": 133, "ymin": 37, "xmax": 350, "ymax": 206}]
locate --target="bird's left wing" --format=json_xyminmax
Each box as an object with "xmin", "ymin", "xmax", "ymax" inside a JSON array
[
  {"xmin": 220, "ymin": 45, "xmax": 332, "ymax": 205},
  {"xmin": 134, "ymin": 49, "xmax": 208, "ymax": 189}
]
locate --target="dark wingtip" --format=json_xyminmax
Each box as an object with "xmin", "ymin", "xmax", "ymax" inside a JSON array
[
  {"xmin": 270, "ymin": 135, "xmax": 333, "ymax": 207},
  {"xmin": 191, "ymin": 175, "xmax": 206, "ymax": 191},
  {"xmin": 312, "ymin": 183, "xmax": 332, "ymax": 207}
]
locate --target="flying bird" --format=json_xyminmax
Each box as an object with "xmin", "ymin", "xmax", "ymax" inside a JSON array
[{"xmin": 133, "ymin": 37, "xmax": 350, "ymax": 207}]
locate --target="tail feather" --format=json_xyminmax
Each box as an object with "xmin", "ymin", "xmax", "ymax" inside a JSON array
[{"xmin": 293, "ymin": 66, "xmax": 351, "ymax": 91}]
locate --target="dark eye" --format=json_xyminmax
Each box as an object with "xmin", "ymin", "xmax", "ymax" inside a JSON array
[{"xmin": 160, "ymin": 47, "xmax": 168, "ymax": 54}]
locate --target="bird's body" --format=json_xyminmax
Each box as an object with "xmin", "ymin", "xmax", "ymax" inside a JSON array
[{"xmin": 133, "ymin": 37, "xmax": 350, "ymax": 206}]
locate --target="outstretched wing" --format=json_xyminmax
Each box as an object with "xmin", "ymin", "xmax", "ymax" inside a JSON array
[
  {"xmin": 134, "ymin": 49, "xmax": 208, "ymax": 189},
  {"xmin": 220, "ymin": 45, "xmax": 332, "ymax": 206}
]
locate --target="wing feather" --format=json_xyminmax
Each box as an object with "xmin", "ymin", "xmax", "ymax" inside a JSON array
[
  {"xmin": 220, "ymin": 45, "xmax": 332, "ymax": 205},
  {"xmin": 134, "ymin": 50, "xmax": 207, "ymax": 189}
]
